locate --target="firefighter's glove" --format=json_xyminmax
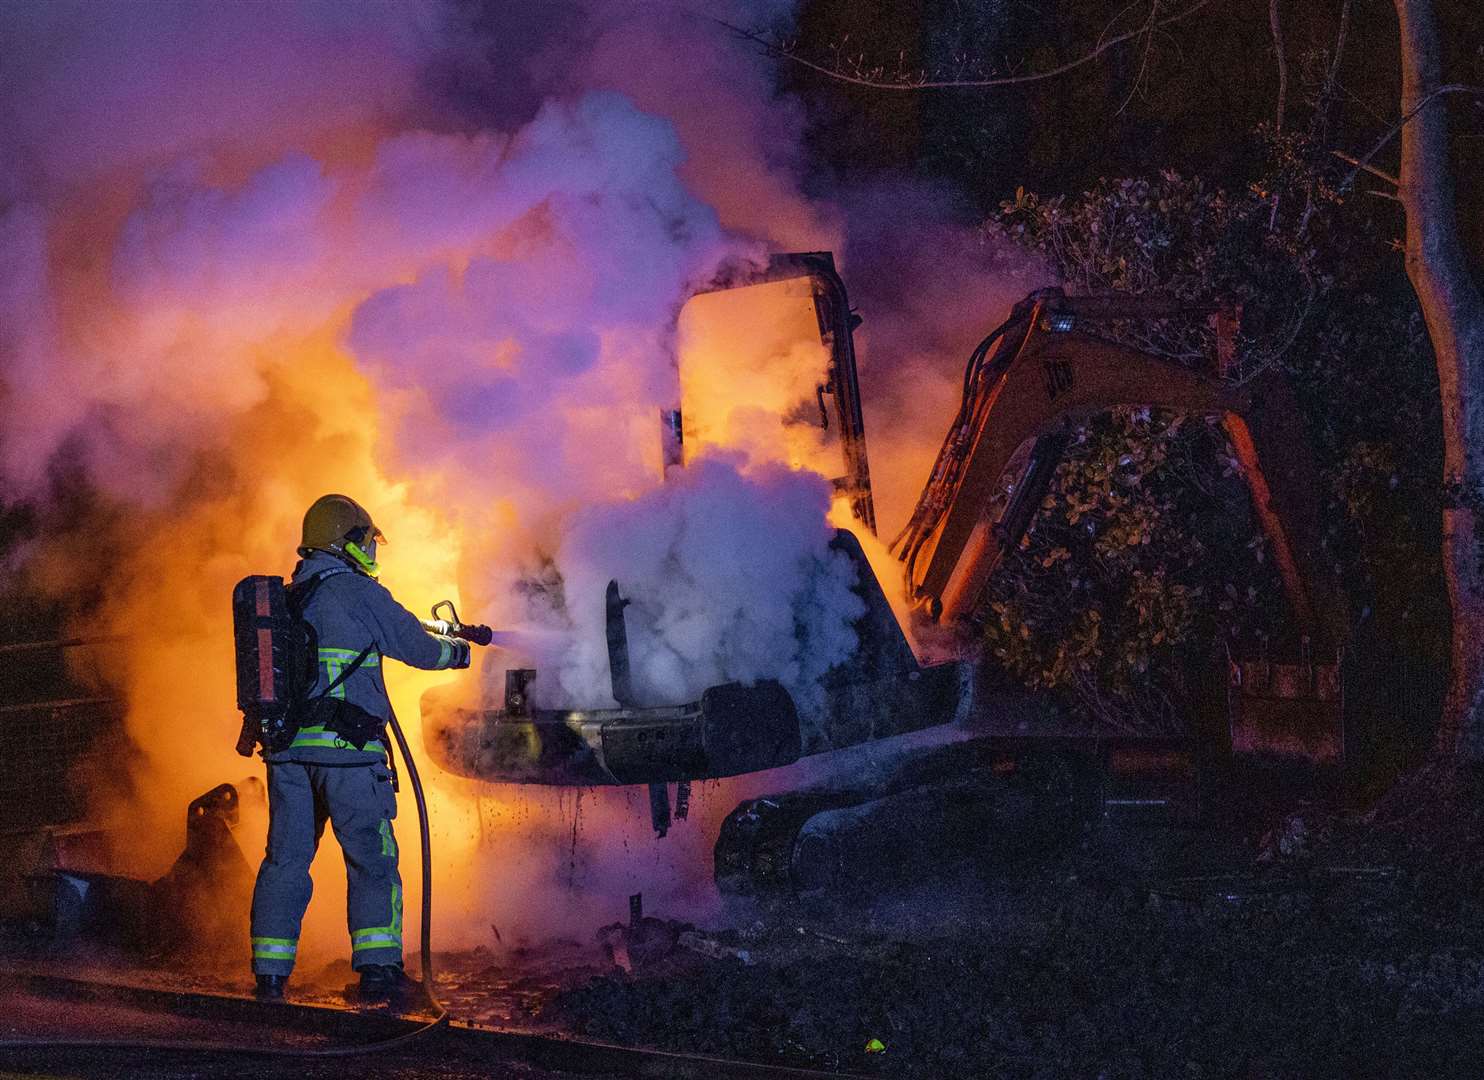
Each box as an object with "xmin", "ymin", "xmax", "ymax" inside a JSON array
[{"xmin": 447, "ymin": 637, "xmax": 472, "ymax": 669}]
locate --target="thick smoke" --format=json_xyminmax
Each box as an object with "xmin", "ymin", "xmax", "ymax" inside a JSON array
[
  {"xmin": 546, "ymin": 457, "xmax": 864, "ymax": 710},
  {"xmin": 345, "ymin": 91, "xmax": 739, "ymax": 528},
  {"xmin": 0, "ymin": 0, "xmax": 1045, "ymax": 949},
  {"xmin": 334, "ymin": 89, "xmax": 875, "ymax": 709},
  {"xmin": 837, "ymin": 179, "xmax": 1046, "ymax": 534},
  {"xmin": 0, "ymin": 0, "xmax": 434, "ymax": 190}
]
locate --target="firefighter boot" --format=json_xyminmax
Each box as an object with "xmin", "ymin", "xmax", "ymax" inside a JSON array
[
  {"xmin": 255, "ymin": 974, "xmax": 287, "ymax": 1002},
  {"xmin": 357, "ymin": 964, "xmax": 428, "ymax": 1009}
]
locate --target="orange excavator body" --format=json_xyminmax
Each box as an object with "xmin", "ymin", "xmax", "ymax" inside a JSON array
[{"xmin": 892, "ymin": 288, "xmax": 1349, "ymax": 656}]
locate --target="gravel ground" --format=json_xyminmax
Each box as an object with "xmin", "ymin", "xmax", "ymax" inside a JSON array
[{"xmin": 547, "ymin": 764, "xmax": 1484, "ymax": 1079}]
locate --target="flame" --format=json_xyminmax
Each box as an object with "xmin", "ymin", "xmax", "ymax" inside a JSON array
[
  {"xmin": 677, "ymin": 277, "xmax": 842, "ymax": 478},
  {"xmin": 71, "ymin": 325, "xmax": 478, "ymax": 965},
  {"xmin": 677, "ymin": 276, "xmax": 922, "ymax": 646},
  {"xmin": 73, "ymin": 249, "xmax": 855, "ymax": 963}
]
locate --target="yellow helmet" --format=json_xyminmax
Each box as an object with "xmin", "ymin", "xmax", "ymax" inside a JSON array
[{"xmin": 299, "ymin": 494, "xmax": 386, "ymax": 576}]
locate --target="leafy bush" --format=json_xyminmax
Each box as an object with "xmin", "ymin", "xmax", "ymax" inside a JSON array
[{"xmin": 982, "ymin": 408, "xmax": 1283, "ymax": 731}]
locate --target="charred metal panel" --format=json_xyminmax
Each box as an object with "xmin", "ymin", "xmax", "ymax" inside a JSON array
[
  {"xmin": 425, "ymin": 701, "xmax": 612, "ymax": 786},
  {"xmin": 34, "ymin": 783, "xmax": 253, "ymax": 955},
  {"xmin": 1227, "ymin": 656, "xmax": 1345, "ymax": 762},
  {"xmin": 806, "ymin": 531, "xmax": 961, "ymax": 753},
  {"xmin": 605, "ymin": 581, "xmax": 636, "ymax": 707},
  {"xmin": 420, "ymin": 534, "xmax": 959, "ymax": 785},
  {"xmin": 599, "ymin": 708, "xmax": 709, "ymax": 783},
  {"xmin": 422, "ymin": 686, "xmax": 802, "ymax": 786},
  {"xmin": 699, "ymin": 680, "xmax": 802, "ymax": 773}
]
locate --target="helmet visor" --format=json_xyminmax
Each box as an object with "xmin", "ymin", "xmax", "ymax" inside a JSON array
[{"xmin": 346, "ymin": 523, "xmax": 387, "ymax": 548}]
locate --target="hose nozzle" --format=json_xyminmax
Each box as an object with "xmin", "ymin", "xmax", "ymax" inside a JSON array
[{"xmin": 424, "ymin": 600, "xmax": 494, "ymax": 646}]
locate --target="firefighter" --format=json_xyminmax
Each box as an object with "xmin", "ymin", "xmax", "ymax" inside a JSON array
[{"xmin": 250, "ymin": 494, "xmax": 470, "ymax": 1004}]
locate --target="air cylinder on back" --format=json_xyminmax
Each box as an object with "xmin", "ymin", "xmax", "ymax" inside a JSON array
[{"xmin": 231, "ymin": 575, "xmax": 295, "ymax": 754}]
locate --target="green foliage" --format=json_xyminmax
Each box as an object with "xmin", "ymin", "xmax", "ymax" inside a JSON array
[
  {"xmin": 997, "ymin": 170, "xmax": 1325, "ymax": 372},
  {"xmin": 983, "ymin": 409, "xmax": 1284, "ymax": 731},
  {"xmin": 981, "ymin": 163, "xmax": 1442, "ymax": 732}
]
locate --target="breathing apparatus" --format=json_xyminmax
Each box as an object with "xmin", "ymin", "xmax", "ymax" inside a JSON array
[{"xmin": 344, "ymin": 530, "xmax": 380, "ymax": 577}]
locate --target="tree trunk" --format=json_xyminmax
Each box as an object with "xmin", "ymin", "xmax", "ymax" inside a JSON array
[{"xmin": 1393, "ymin": 0, "xmax": 1484, "ymax": 757}]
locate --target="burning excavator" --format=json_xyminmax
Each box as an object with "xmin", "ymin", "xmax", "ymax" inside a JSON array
[{"xmin": 421, "ymin": 253, "xmax": 1356, "ymax": 895}]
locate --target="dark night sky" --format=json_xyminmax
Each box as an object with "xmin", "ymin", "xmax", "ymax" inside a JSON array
[{"xmin": 783, "ymin": 0, "xmax": 1482, "ymax": 255}]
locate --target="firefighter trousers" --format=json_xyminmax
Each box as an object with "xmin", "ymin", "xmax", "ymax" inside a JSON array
[{"xmin": 249, "ymin": 761, "xmax": 402, "ymax": 975}]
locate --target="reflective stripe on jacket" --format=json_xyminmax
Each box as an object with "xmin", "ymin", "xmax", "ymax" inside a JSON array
[{"xmin": 267, "ymin": 552, "xmax": 470, "ymax": 764}]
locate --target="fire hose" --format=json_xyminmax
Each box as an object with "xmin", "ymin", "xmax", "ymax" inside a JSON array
[{"xmin": 0, "ymin": 600, "xmax": 495, "ymax": 1058}]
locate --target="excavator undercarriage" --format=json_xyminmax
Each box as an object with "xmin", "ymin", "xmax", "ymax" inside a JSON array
[{"xmin": 420, "ymin": 252, "xmax": 1358, "ymax": 894}]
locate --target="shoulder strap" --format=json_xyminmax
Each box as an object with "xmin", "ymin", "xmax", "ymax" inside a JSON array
[
  {"xmin": 287, "ymin": 565, "xmax": 351, "ymax": 613},
  {"xmin": 319, "ymin": 643, "xmax": 376, "ymax": 699},
  {"xmin": 293, "ymin": 566, "xmax": 375, "ymax": 700}
]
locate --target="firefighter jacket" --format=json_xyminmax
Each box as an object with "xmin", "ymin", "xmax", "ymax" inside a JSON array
[{"xmin": 266, "ymin": 551, "xmax": 470, "ymax": 764}]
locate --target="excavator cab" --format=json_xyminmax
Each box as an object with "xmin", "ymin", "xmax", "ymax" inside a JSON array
[{"xmin": 675, "ymin": 253, "xmax": 877, "ymax": 531}]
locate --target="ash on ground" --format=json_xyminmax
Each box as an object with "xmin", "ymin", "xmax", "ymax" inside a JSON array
[{"xmin": 544, "ymin": 763, "xmax": 1484, "ymax": 1079}]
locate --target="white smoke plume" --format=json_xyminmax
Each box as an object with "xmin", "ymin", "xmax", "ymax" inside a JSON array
[
  {"xmin": 544, "ymin": 456, "xmax": 865, "ymax": 710},
  {"xmin": 344, "ymin": 91, "xmax": 738, "ymax": 528}
]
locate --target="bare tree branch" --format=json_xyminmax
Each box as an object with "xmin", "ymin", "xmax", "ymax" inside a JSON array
[
  {"xmin": 1096, "ymin": 0, "xmax": 1151, "ymax": 52},
  {"xmin": 713, "ymin": 0, "xmax": 1217, "ymax": 92},
  {"xmin": 1321, "ymin": 0, "xmax": 1353, "ymax": 114},
  {"xmin": 1337, "ymin": 84, "xmax": 1484, "ymax": 195},
  {"xmin": 1331, "ymin": 150, "xmax": 1399, "ymax": 187},
  {"xmin": 1296, "ymin": 0, "xmax": 1354, "ymax": 237},
  {"xmin": 1115, "ymin": 3, "xmax": 1162, "ymax": 117}
]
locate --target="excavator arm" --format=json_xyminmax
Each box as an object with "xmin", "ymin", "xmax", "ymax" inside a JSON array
[{"xmin": 895, "ymin": 289, "xmax": 1349, "ymax": 651}]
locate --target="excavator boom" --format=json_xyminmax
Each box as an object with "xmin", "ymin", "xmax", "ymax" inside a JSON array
[{"xmin": 894, "ymin": 289, "xmax": 1348, "ymax": 651}]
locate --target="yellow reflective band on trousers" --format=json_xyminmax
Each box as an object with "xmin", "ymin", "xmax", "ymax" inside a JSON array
[
  {"xmin": 317, "ymin": 646, "xmax": 380, "ymax": 700},
  {"xmin": 350, "ymin": 882, "xmax": 402, "ymax": 953},
  {"xmin": 251, "ymin": 936, "xmax": 297, "ymax": 961},
  {"xmin": 378, "ymin": 819, "xmax": 397, "ymax": 858}
]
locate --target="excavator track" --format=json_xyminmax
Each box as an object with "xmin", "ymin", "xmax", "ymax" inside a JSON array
[{"xmin": 715, "ymin": 736, "xmax": 1101, "ymax": 898}]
